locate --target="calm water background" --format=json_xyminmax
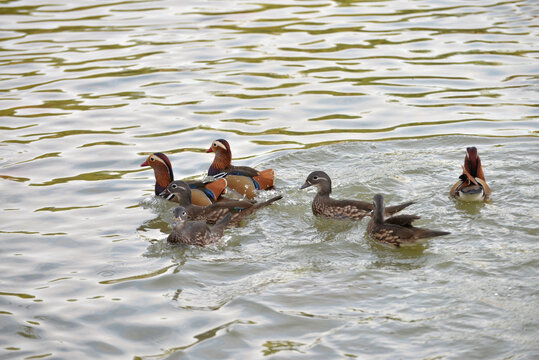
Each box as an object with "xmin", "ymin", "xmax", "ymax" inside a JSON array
[{"xmin": 1, "ymin": 0, "xmax": 538, "ymax": 359}]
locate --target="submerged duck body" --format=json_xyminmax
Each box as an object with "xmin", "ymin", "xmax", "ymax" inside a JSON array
[
  {"xmin": 450, "ymin": 147, "xmax": 491, "ymax": 202},
  {"xmin": 367, "ymin": 194, "xmax": 450, "ymax": 247},
  {"xmin": 141, "ymin": 152, "xmax": 226, "ymax": 206},
  {"xmin": 300, "ymin": 171, "xmax": 414, "ymax": 220},
  {"xmin": 167, "ymin": 206, "xmax": 232, "ymax": 246},
  {"xmin": 165, "ymin": 180, "xmax": 282, "ymax": 226},
  {"xmin": 206, "ymin": 139, "xmax": 274, "ymax": 199}
]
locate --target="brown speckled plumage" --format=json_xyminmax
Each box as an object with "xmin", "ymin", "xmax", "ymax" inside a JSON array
[
  {"xmin": 167, "ymin": 207, "xmax": 232, "ymax": 246},
  {"xmin": 166, "ymin": 180, "xmax": 282, "ymax": 226},
  {"xmin": 301, "ymin": 171, "xmax": 414, "ymax": 220},
  {"xmin": 367, "ymin": 194, "xmax": 450, "ymax": 247}
]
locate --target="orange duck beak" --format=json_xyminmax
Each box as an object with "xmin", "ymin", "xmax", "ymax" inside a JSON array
[
  {"xmin": 140, "ymin": 159, "xmax": 149, "ymax": 167},
  {"xmin": 205, "ymin": 147, "xmax": 214, "ymax": 153}
]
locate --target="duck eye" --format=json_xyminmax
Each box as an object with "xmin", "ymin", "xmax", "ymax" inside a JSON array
[
  {"xmin": 150, "ymin": 157, "xmax": 155, "ymax": 161},
  {"xmin": 313, "ymin": 176, "xmax": 318, "ymax": 180},
  {"xmin": 172, "ymin": 184, "xmax": 177, "ymax": 188},
  {"xmin": 213, "ymin": 143, "xmax": 217, "ymax": 147}
]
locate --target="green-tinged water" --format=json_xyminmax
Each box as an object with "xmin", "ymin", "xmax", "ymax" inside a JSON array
[{"xmin": 0, "ymin": 0, "xmax": 537, "ymax": 359}]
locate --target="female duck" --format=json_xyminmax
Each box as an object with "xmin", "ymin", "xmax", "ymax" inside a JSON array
[
  {"xmin": 168, "ymin": 206, "xmax": 232, "ymax": 246},
  {"xmin": 367, "ymin": 194, "xmax": 450, "ymax": 246},
  {"xmin": 206, "ymin": 139, "xmax": 274, "ymax": 199},
  {"xmin": 165, "ymin": 180, "xmax": 282, "ymax": 226},
  {"xmin": 141, "ymin": 152, "xmax": 226, "ymax": 206},
  {"xmin": 450, "ymin": 147, "xmax": 491, "ymax": 201},
  {"xmin": 300, "ymin": 171, "xmax": 414, "ymax": 220}
]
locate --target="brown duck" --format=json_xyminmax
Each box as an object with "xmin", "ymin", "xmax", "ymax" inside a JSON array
[
  {"xmin": 165, "ymin": 180, "xmax": 283, "ymax": 226},
  {"xmin": 141, "ymin": 152, "xmax": 226, "ymax": 206},
  {"xmin": 167, "ymin": 206, "xmax": 232, "ymax": 246},
  {"xmin": 450, "ymin": 147, "xmax": 491, "ymax": 202},
  {"xmin": 300, "ymin": 171, "xmax": 414, "ymax": 220},
  {"xmin": 367, "ymin": 194, "xmax": 450, "ymax": 246},
  {"xmin": 206, "ymin": 139, "xmax": 274, "ymax": 199}
]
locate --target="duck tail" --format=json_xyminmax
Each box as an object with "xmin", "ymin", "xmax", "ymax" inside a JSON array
[{"xmin": 417, "ymin": 229, "xmax": 451, "ymax": 239}]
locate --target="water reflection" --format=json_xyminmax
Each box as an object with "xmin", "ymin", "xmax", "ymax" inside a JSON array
[{"xmin": 453, "ymin": 198, "xmax": 486, "ymax": 215}]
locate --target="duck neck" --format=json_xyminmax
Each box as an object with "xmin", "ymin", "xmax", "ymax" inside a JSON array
[
  {"xmin": 209, "ymin": 150, "xmax": 232, "ymax": 176},
  {"xmin": 154, "ymin": 165, "xmax": 172, "ymax": 195},
  {"xmin": 316, "ymin": 181, "xmax": 332, "ymax": 197},
  {"xmin": 177, "ymin": 190, "xmax": 192, "ymax": 207},
  {"xmin": 372, "ymin": 199, "xmax": 385, "ymax": 224}
]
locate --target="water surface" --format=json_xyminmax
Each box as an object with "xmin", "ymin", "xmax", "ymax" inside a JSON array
[{"xmin": 0, "ymin": 0, "xmax": 538, "ymax": 359}]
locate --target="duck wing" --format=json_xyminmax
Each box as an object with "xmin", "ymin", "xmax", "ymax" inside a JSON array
[
  {"xmin": 208, "ymin": 213, "xmax": 233, "ymax": 240},
  {"xmin": 229, "ymin": 195, "xmax": 283, "ymax": 225},
  {"xmin": 223, "ymin": 165, "xmax": 260, "ymax": 177},
  {"xmin": 370, "ymin": 223, "xmax": 416, "ymax": 245},
  {"xmin": 449, "ymin": 179, "xmax": 464, "ymax": 197},
  {"xmin": 385, "ymin": 214, "xmax": 421, "ymax": 227},
  {"xmin": 325, "ymin": 198, "xmax": 372, "ymax": 219},
  {"xmin": 384, "ymin": 201, "xmax": 415, "ymax": 216}
]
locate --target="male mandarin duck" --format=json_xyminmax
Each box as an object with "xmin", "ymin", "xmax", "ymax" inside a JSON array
[
  {"xmin": 141, "ymin": 152, "xmax": 226, "ymax": 206},
  {"xmin": 167, "ymin": 206, "xmax": 232, "ymax": 246},
  {"xmin": 206, "ymin": 139, "xmax": 274, "ymax": 199},
  {"xmin": 300, "ymin": 171, "xmax": 414, "ymax": 220},
  {"xmin": 367, "ymin": 194, "xmax": 450, "ymax": 247},
  {"xmin": 450, "ymin": 146, "xmax": 491, "ymax": 202},
  {"xmin": 165, "ymin": 180, "xmax": 283, "ymax": 226}
]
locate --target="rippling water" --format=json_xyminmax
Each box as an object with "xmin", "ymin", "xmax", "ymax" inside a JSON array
[{"xmin": 1, "ymin": 0, "xmax": 537, "ymax": 358}]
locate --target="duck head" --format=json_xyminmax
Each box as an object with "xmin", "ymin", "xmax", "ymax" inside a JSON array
[
  {"xmin": 206, "ymin": 139, "xmax": 232, "ymax": 176},
  {"xmin": 300, "ymin": 171, "xmax": 332, "ymax": 196},
  {"xmin": 173, "ymin": 206, "xmax": 188, "ymax": 222},
  {"xmin": 141, "ymin": 153, "xmax": 174, "ymax": 195},
  {"xmin": 163, "ymin": 180, "xmax": 192, "ymax": 206}
]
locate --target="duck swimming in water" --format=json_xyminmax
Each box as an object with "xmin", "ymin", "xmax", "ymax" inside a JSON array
[
  {"xmin": 367, "ymin": 194, "xmax": 450, "ymax": 247},
  {"xmin": 300, "ymin": 171, "xmax": 414, "ymax": 220},
  {"xmin": 141, "ymin": 152, "xmax": 226, "ymax": 206},
  {"xmin": 164, "ymin": 180, "xmax": 282, "ymax": 226},
  {"xmin": 206, "ymin": 139, "xmax": 274, "ymax": 199},
  {"xmin": 167, "ymin": 206, "xmax": 232, "ymax": 246},
  {"xmin": 450, "ymin": 147, "xmax": 491, "ymax": 202}
]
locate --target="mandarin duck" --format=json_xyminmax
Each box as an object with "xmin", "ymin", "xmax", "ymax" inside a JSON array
[
  {"xmin": 367, "ymin": 194, "xmax": 450, "ymax": 247},
  {"xmin": 167, "ymin": 206, "xmax": 232, "ymax": 246},
  {"xmin": 206, "ymin": 139, "xmax": 274, "ymax": 199},
  {"xmin": 450, "ymin": 147, "xmax": 491, "ymax": 202},
  {"xmin": 300, "ymin": 171, "xmax": 414, "ymax": 220},
  {"xmin": 165, "ymin": 180, "xmax": 283, "ymax": 226},
  {"xmin": 141, "ymin": 152, "xmax": 227, "ymax": 206}
]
